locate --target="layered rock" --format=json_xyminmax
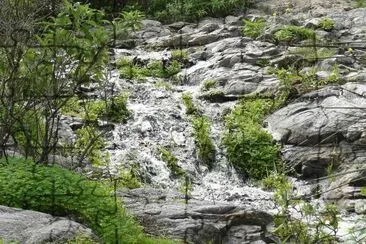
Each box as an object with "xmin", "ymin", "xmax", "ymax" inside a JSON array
[{"xmin": 120, "ymin": 188, "xmax": 273, "ymax": 244}]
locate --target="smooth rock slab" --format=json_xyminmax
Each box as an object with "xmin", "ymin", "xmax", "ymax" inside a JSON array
[{"xmin": 0, "ymin": 206, "xmax": 95, "ymax": 243}]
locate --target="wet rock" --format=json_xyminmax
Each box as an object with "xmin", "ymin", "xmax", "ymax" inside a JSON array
[
  {"xmin": 0, "ymin": 205, "xmax": 95, "ymax": 243},
  {"xmin": 119, "ymin": 188, "xmax": 273, "ymax": 244}
]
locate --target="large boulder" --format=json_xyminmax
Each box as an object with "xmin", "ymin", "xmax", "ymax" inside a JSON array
[{"xmin": 0, "ymin": 206, "xmax": 95, "ymax": 243}]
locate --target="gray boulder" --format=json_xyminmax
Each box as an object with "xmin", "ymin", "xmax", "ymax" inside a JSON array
[{"xmin": 0, "ymin": 206, "xmax": 95, "ymax": 243}]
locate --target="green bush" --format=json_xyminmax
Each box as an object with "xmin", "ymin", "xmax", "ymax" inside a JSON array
[
  {"xmin": 158, "ymin": 146, "xmax": 185, "ymax": 177},
  {"xmin": 318, "ymin": 18, "xmax": 335, "ymax": 31},
  {"xmin": 147, "ymin": 0, "xmax": 253, "ymax": 23},
  {"xmin": 223, "ymin": 99, "xmax": 280, "ymax": 179},
  {"xmin": 192, "ymin": 116, "xmax": 215, "ymax": 168},
  {"xmin": 274, "ymin": 25, "xmax": 315, "ymax": 43},
  {"xmin": 0, "ymin": 157, "xmax": 174, "ymax": 243},
  {"xmin": 242, "ymin": 19, "xmax": 266, "ymax": 39}
]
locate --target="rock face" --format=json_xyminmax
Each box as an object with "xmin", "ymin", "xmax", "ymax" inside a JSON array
[
  {"xmin": 266, "ymin": 83, "xmax": 366, "ymax": 178},
  {"xmin": 0, "ymin": 205, "xmax": 95, "ymax": 243},
  {"xmin": 120, "ymin": 188, "xmax": 273, "ymax": 244}
]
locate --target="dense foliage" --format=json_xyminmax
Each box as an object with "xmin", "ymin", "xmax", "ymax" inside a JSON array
[
  {"xmin": 223, "ymin": 99, "xmax": 280, "ymax": 179},
  {"xmin": 0, "ymin": 157, "xmax": 174, "ymax": 243}
]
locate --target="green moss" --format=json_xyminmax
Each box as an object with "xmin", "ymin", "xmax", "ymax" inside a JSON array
[
  {"xmin": 242, "ymin": 19, "xmax": 266, "ymax": 39},
  {"xmin": 223, "ymin": 99, "xmax": 280, "ymax": 179},
  {"xmin": 158, "ymin": 146, "xmax": 185, "ymax": 177},
  {"xmin": 0, "ymin": 157, "xmax": 174, "ymax": 243}
]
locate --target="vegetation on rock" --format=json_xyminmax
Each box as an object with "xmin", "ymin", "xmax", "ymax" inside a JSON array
[
  {"xmin": 242, "ymin": 18, "xmax": 266, "ymax": 39},
  {"xmin": 0, "ymin": 157, "xmax": 173, "ymax": 244},
  {"xmin": 223, "ymin": 99, "xmax": 280, "ymax": 179}
]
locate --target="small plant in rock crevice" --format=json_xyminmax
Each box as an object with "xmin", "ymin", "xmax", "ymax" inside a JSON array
[
  {"xmin": 242, "ymin": 18, "xmax": 266, "ymax": 39},
  {"xmin": 158, "ymin": 146, "xmax": 185, "ymax": 177},
  {"xmin": 274, "ymin": 25, "xmax": 315, "ymax": 43},
  {"xmin": 192, "ymin": 116, "xmax": 216, "ymax": 169},
  {"xmin": 181, "ymin": 92, "xmax": 216, "ymax": 169},
  {"xmin": 181, "ymin": 92, "xmax": 200, "ymax": 115},
  {"xmin": 318, "ymin": 18, "xmax": 335, "ymax": 31}
]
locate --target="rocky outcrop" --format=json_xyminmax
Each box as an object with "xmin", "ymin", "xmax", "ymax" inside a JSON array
[
  {"xmin": 0, "ymin": 205, "xmax": 95, "ymax": 243},
  {"xmin": 119, "ymin": 188, "xmax": 273, "ymax": 244}
]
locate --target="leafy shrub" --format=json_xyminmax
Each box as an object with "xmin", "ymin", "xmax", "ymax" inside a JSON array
[
  {"xmin": 223, "ymin": 99, "xmax": 280, "ymax": 179},
  {"xmin": 192, "ymin": 116, "xmax": 215, "ymax": 168},
  {"xmin": 0, "ymin": 157, "xmax": 174, "ymax": 243},
  {"xmin": 242, "ymin": 19, "xmax": 266, "ymax": 39},
  {"xmin": 181, "ymin": 92, "xmax": 200, "ymax": 115},
  {"xmin": 158, "ymin": 146, "xmax": 185, "ymax": 177},
  {"xmin": 274, "ymin": 25, "xmax": 315, "ymax": 43},
  {"xmin": 318, "ymin": 18, "xmax": 335, "ymax": 31},
  {"xmin": 147, "ymin": 0, "xmax": 253, "ymax": 23}
]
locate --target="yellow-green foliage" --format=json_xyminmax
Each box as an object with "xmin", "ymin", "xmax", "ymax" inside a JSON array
[
  {"xmin": 356, "ymin": 0, "xmax": 366, "ymax": 8},
  {"xmin": 242, "ymin": 19, "xmax": 266, "ymax": 39},
  {"xmin": 171, "ymin": 50, "xmax": 189, "ymax": 63},
  {"xmin": 61, "ymin": 93, "xmax": 131, "ymax": 123}
]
